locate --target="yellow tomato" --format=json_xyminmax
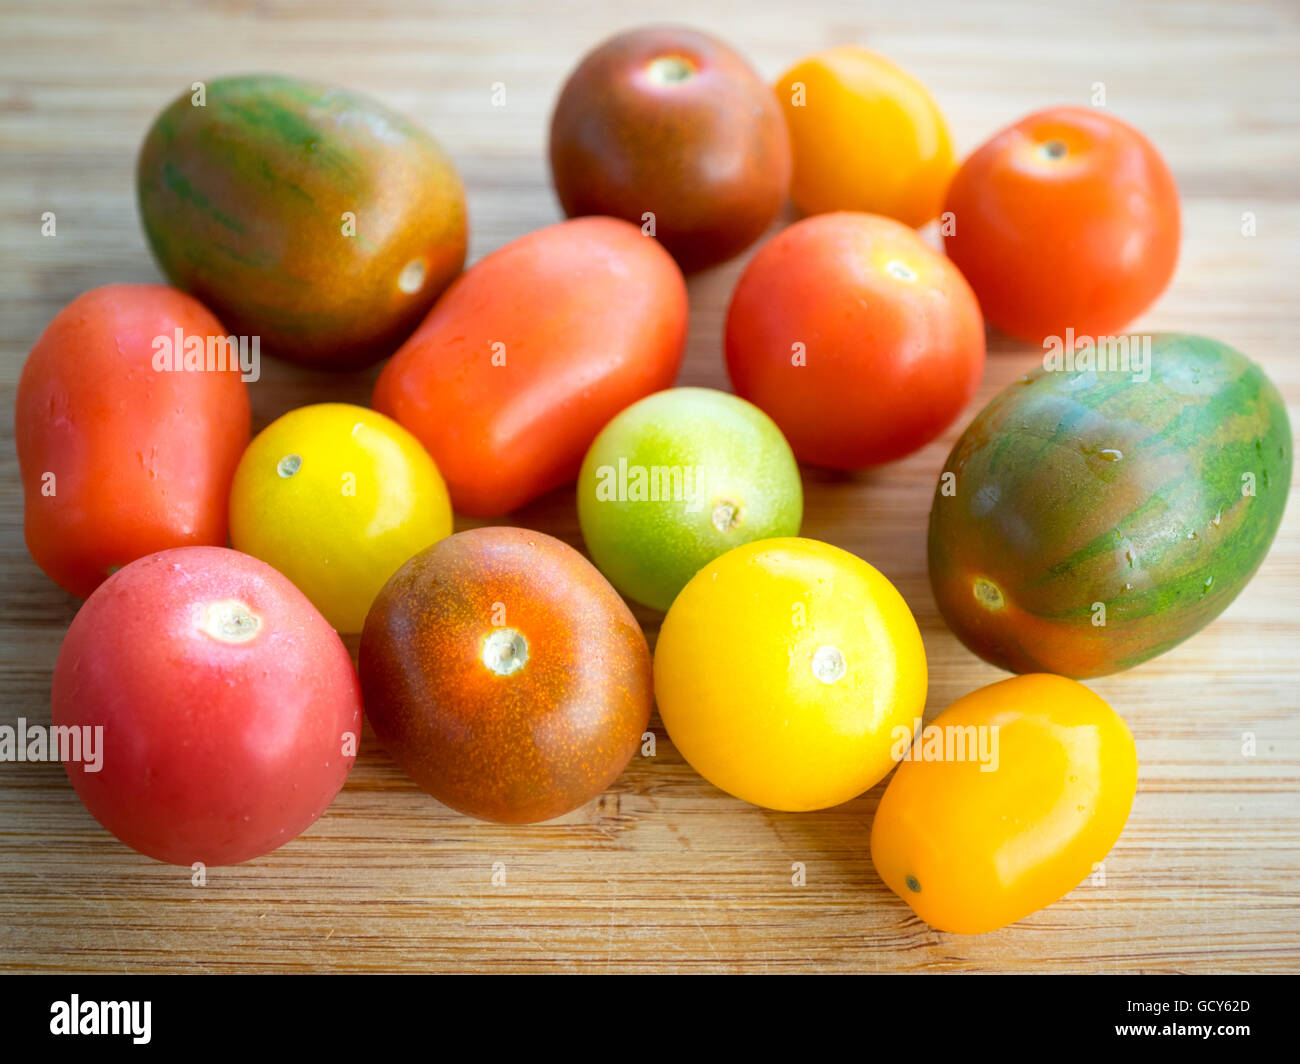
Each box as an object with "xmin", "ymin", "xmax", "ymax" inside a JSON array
[
  {"xmin": 870, "ymin": 674, "xmax": 1139, "ymax": 934},
  {"xmin": 775, "ymin": 46, "xmax": 954, "ymax": 226},
  {"xmin": 653, "ymin": 537, "xmax": 927, "ymax": 811},
  {"xmin": 230, "ymin": 403, "xmax": 452, "ymax": 633}
]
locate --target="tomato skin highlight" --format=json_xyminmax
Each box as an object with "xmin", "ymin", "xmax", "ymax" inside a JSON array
[
  {"xmin": 15, "ymin": 284, "xmax": 250, "ymax": 599},
  {"xmin": 725, "ymin": 212, "xmax": 985, "ymax": 469},
  {"xmin": 359, "ymin": 527, "xmax": 653, "ymax": 824},
  {"xmin": 373, "ymin": 217, "xmax": 688, "ymax": 517},
  {"xmin": 51, "ymin": 547, "xmax": 363, "ymax": 867},
  {"xmin": 870, "ymin": 674, "xmax": 1138, "ymax": 934},
  {"xmin": 550, "ymin": 25, "xmax": 791, "ymax": 272},
  {"xmin": 943, "ymin": 105, "xmax": 1180, "ymax": 343},
  {"xmin": 776, "ymin": 46, "xmax": 954, "ymax": 227}
]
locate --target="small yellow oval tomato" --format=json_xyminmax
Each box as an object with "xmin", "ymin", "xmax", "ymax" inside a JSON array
[
  {"xmin": 653, "ymin": 537, "xmax": 927, "ymax": 811},
  {"xmin": 775, "ymin": 46, "xmax": 954, "ymax": 226},
  {"xmin": 870, "ymin": 674, "xmax": 1138, "ymax": 934},
  {"xmin": 230, "ymin": 403, "xmax": 452, "ymax": 633}
]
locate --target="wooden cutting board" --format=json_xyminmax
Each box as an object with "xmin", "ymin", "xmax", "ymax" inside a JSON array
[{"xmin": 1, "ymin": 0, "xmax": 1296, "ymax": 973}]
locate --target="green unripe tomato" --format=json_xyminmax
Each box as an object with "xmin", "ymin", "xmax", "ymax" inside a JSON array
[{"xmin": 578, "ymin": 387, "xmax": 803, "ymax": 610}]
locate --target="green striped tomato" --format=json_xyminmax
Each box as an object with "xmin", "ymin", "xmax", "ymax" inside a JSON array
[
  {"xmin": 137, "ymin": 75, "xmax": 466, "ymax": 369},
  {"xmin": 928, "ymin": 334, "xmax": 1291, "ymax": 678}
]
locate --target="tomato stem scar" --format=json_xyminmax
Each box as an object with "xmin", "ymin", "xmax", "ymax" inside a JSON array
[
  {"xmin": 482, "ymin": 627, "xmax": 529, "ymax": 676},
  {"xmin": 811, "ymin": 645, "xmax": 846, "ymax": 684},
  {"xmin": 397, "ymin": 258, "xmax": 426, "ymax": 294},
  {"xmin": 973, "ymin": 576, "xmax": 1005, "ymax": 611},
  {"xmin": 647, "ymin": 55, "xmax": 696, "ymax": 84},
  {"xmin": 200, "ymin": 600, "xmax": 262, "ymax": 644},
  {"xmin": 711, "ymin": 500, "xmax": 741, "ymax": 532}
]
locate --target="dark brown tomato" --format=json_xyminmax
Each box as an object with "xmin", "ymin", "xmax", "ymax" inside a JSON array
[
  {"xmin": 359, "ymin": 527, "xmax": 652, "ymax": 824},
  {"xmin": 549, "ymin": 25, "xmax": 791, "ymax": 272}
]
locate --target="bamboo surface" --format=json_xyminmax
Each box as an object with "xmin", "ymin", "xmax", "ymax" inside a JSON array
[{"xmin": 0, "ymin": 0, "xmax": 1297, "ymax": 973}]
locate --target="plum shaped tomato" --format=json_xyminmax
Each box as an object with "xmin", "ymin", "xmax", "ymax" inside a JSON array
[
  {"xmin": 775, "ymin": 46, "xmax": 953, "ymax": 226},
  {"xmin": 15, "ymin": 284, "xmax": 250, "ymax": 598},
  {"xmin": 870, "ymin": 674, "xmax": 1138, "ymax": 934},
  {"xmin": 373, "ymin": 217, "xmax": 687, "ymax": 517},
  {"xmin": 550, "ymin": 26, "xmax": 791, "ymax": 272},
  {"xmin": 943, "ymin": 105, "xmax": 1180, "ymax": 343},
  {"xmin": 578, "ymin": 387, "xmax": 802, "ymax": 611},
  {"xmin": 230, "ymin": 403, "xmax": 452, "ymax": 634},
  {"xmin": 725, "ymin": 212, "xmax": 984, "ymax": 469},
  {"xmin": 359, "ymin": 527, "xmax": 653, "ymax": 823},
  {"xmin": 137, "ymin": 75, "xmax": 467, "ymax": 370},
  {"xmin": 654, "ymin": 538, "xmax": 926, "ymax": 811},
  {"xmin": 926, "ymin": 335, "xmax": 1290, "ymax": 679},
  {"xmin": 51, "ymin": 546, "xmax": 363, "ymax": 866}
]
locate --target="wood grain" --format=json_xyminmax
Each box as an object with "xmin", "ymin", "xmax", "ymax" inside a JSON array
[{"xmin": 1, "ymin": 0, "xmax": 1297, "ymax": 973}]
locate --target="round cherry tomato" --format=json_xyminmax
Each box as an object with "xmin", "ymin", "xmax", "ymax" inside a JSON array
[
  {"xmin": 870, "ymin": 674, "xmax": 1138, "ymax": 934},
  {"xmin": 775, "ymin": 46, "xmax": 953, "ymax": 226},
  {"xmin": 52, "ymin": 546, "xmax": 363, "ymax": 866},
  {"xmin": 654, "ymin": 537, "xmax": 926, "ymax": 811},
  {"xmin": 943, "ymin": 105, "xmax": 1180, "ymax": 343},
  {"xmin": 577, "ymin": 387, "xmax": 802, "ymax": 611},
  {"xmin": 725, "ymin": 212, "xmax": 985, "ymax": 468},
  {"xmin": 229, "ymin": 403, "xmax": 452, "ymax": 634},
  {"xmin": 550, "ymin": 26, "xmax": 791, "ymax": 272},
  {"xmin": 16, "ymin": 284, "xmax": 250, "ymax": 598},
  {"xmin": 373, "ymin": 217, "xmax": 687, "ymax": 517},
  {"xmin": 359, "ymin": 527, "xmax": 652, "ymax": 824}
]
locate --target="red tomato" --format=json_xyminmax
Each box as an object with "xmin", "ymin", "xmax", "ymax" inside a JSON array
[
  {"xmin": 943, "ymin": 106, "xmax": 1180, "ymax": 343},
  {"xmin": 725, "ymin": 212, "xmax": 985, "ymax": 468},
  {"xmin": 51, "ymin": 547, "xmax": 362, "ymax": 866},
  {"xmin": 373, "ymin": 217, "xmax": 688, "ymax": 517},
  {"xmin": 15, "ymin": 284, "xmax": 250, "ymax": 598}
]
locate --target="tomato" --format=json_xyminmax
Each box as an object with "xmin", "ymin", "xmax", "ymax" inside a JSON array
[
  {"xmin": 725, "ymin": 212, "xmax": 985, "ymax": 468},
  {"xmin": 653, "ymin": 538, "xmax": 926, "ymax": 811},
  {"xmin": 359, "ymin": 527, "xmax": 652, "ymax": 823},
  {"xmin": 550, "ymin": 26, "xmax": 791, "ymax": 272},
  {"xmin": 373, "ymin": 217, "xmax": 688, "ymax": 517},
  {"xmin": 870, "ymin": 674, "xmax": 1139, "ymax": 934},
  {"xmin": 577, "ymin": 387, "xmax": 802, "ymax": 611},
  {"xmin": 943, "ymin": 106, "xmax": 1180, "ymax": 343},
  {"xmin": 775, "ymin": 46, "xmax": 953, "ymax": 226},
  {"xmin": 51, "ymin": 546, "xmax": 363, "ymax": 866},
  {"xmin": 229, "ymin": 403, "xmax": 452, "ymax": 634},
  {"xmin": 15, "ymin": 284, "xmax": 250, "ymax": 598}
]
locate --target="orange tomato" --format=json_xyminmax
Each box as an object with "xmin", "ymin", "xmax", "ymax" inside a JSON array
[
  {"xmin": 775, "ymin": 46, "xmax": 953, "ymax": 226},
  {"xmin": 943, "ymin": 105, "xmax": 1180, "ymax": 343},
  {"xmin": 870, "ymin": 674, "xmax": 1138, "ymax": 934}
]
